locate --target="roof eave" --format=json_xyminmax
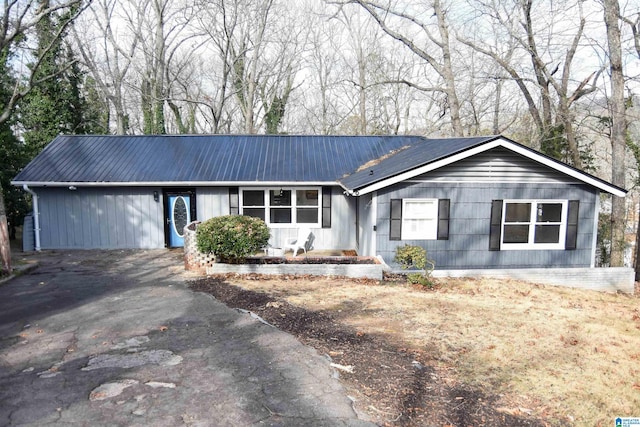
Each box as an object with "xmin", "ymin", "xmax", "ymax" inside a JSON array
[
  {"xmin": 347, "ymin": 137, "xmax": 627, "ymax": 197},
  {"xmin": 12, "ymin": 180, "xmax": 342, "ymax": 188}
]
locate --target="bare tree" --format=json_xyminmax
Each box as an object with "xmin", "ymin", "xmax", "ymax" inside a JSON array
[
  {"xmin": 229, "ymin": 0, "xmax": 272, "ymax": 134},
  {"xmin": 330, "ymin": 5, "xmax": 387, "ymax": 135},
  {"xmin": 72, "ymin": 0, "xmax": 145, "ymax": 134},
  {"xmin": 197, "ymin": 0, "xmax": 306, "ymax": 134},
  {"xmin": 330, "ymin": 0, "xmax": 464, "ymax": 136},
  {"xmin": 621, "ymin": 13, "xmax": 640, "ymax": 59},
  {"xmin": 372, "ymin": 57, "xmax": 417, "ymax": 135},
  {"xmin": 258, "ymin": 11, "xmax": 304, "ymax": 134},
  {"xmin": 301, "ymin": 19, "xmax": 345, "ymax": 134},
  {"xmin": 138, "ymin": 0, "xmax": 169, "ymax": 134},
  {"xmin": 165, "ymin": 54, "xmax": 204, "ymax": 134},
  {"xmin": 603, "ymin": 0, "xmax": 629, "ymax": 267},
  {"xmin": 460, "ymin": 0, "xmax": 601, "ymax": 167},
  {"xmin": 194, "ymin": 0, "xmax": 239, "ymax": 133}
]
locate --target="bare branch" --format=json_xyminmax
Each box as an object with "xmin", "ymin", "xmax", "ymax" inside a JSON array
[
  {"xmin": 458, "ymin": 37, "xmax": 544, "ymax": 132},
  {"xmin": 621, "ymin": 14, "xmax": 640, "ymax": 59},
  {"xmin": 0, "ymin": 0, "xmax": 88, "ymax": 125}
]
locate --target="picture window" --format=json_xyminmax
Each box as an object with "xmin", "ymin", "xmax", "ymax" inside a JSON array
[{"xmin": 240, "ymin": 188, "xmax": 320, "ymax": 227}]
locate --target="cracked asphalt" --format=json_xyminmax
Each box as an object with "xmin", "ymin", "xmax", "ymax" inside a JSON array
[{"xmin": 0, "ymin": 250, "xmax": 374, "ymax": 426}]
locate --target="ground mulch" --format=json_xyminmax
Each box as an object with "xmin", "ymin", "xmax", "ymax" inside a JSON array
[{"xmin": 190, "ymin": 276, "xmax": 548, "ymax": 427}]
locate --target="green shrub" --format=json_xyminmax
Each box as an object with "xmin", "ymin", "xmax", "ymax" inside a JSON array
[
  {"xmin": 196, "ymin": 215, "xmax": 270, "ymax": 263},
  {"xmin": 394, "ymin": 244, "xmax": 436, "ymax": 288}
]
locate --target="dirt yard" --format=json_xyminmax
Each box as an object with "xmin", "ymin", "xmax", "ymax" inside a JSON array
[{"xmin": 190, "ymin": 274, "xmax": 640, "ymax": 426}]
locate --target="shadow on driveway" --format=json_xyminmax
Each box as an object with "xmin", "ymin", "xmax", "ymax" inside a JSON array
[{"xmin": 0, "ymin": 250, "xmax": 373, "ymax": 426}]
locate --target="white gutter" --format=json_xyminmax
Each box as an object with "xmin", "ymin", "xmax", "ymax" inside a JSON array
[
  {"xmin": 22, "ymin": 185, "xmax": 41, "ymax": 251},
  {"xmin": 11, "ymin": 180, "xmax": 340, "ymax": 188}
]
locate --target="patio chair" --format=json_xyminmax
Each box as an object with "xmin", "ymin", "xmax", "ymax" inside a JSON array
[{"xmin": 284, "ymin": 228, "xmax": 312, "ymax": 256}]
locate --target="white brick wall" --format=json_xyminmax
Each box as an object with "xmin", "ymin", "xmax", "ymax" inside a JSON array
[{"xmin": 429, "ymin": 267, "xmax": 635, "ymax": 294}]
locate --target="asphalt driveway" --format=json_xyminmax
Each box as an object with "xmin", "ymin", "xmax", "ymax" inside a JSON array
[{"xmin": 0, "ymin": 250, "xmax": 373, "ymax": 426}]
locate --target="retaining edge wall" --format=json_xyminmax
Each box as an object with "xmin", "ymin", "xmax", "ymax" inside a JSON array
[{"xmin": 428, "ymin": 267, "xmax": 635, "ymax": 294}]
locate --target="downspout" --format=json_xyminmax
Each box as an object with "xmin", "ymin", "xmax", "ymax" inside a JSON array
[
  {"xmin": 22, "ymin": 185, "xmax": 41, "ymax": 251},
  {"xmin": 371, "ymin": 191, "xmax": 377, "ymax": 258}
]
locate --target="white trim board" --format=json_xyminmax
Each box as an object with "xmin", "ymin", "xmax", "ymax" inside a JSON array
[{"xmin": 11, "ymin": 180, "xmax": 339, "ymax": 188}]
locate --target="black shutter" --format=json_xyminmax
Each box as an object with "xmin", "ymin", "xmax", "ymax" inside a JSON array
[
  {"xmin": 322, "ymin": 187, "xmax": 331, "ymax": 228},
  {"xmin": 565, "ymin": 200, "xmax": 579, "ymax": 250},
  {"xmin": 437, "ymin": 199, "xmax": 450, "ymax": 240},
  {"xmin": 390, "ymin": 199, "xmax": 402, "ymax": 240},
  {"xmin": 229, "ymin": 187, "xmax": 239, "ymax": 215},
  {"xmin": 489, "ymin": 200, "xmax": 503, "ymax": 251}
]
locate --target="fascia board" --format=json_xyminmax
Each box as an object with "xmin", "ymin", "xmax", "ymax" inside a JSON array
[
  {"xmin": 11, "ymin": 180, "xmax": 340, "ymax": 188},
  {"xmin": 352, "ymin": 139, "xmax": 505, "ymax": 195},
  {"xmin": 352, "ymin": 138, "xmax": 627, "ymax": 197}
]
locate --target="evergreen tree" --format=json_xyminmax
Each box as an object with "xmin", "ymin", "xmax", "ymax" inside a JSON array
[
  {"xmin": 20, "ymin": 0, "xmax": 69, "ymax": 157},
  {"xmin": 78, "ymin": 72, "xmax": 109, "ymax": 135},
  {"xmin": 20, "ymin": 0, "xmax": 102, "ymax": 158},
  {"xmin": 0, "ymin": 46, "xmax": 29, "ymax": 241},
  {"xmin": 0, "ymin": 125, "xmax": 28, "ymax": 240},
  {"xmin": 63, "ymin": 43, "xmax": 108, "ymax": 135}
]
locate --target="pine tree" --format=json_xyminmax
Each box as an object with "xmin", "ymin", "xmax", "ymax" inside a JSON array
[
  {"xmin": 20, "ymin": 1, "xmax": 70, "ymax": 156},
  {"xmin": 20, "ymin": 0, "xmax": 102, "ymax": 157}
]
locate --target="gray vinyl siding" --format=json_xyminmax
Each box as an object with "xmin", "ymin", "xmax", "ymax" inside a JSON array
[
  {"xmin": 22, "ymin": 214, "xmax": 34, "ymax": 251},
  {"xmin": 318, "ymin": 187, "xmax": 356, "ymax": 250},
  {"xmin": 408, "ymin": 147, "xmax": 579, "ymax": 184},
  {"xmin": 37, "ymin": 187, "xmax": 165, "ymax": 249},
  {"xmin": 376, "ymin": 182, "xmax": 597, "ymax": 269},
  {"xmin": 358, "ymin": 193, "xmax": 376, "ymax": 256},
  {"xmin": 265, "ymin": 188, "xmax": 355, "ymax": 251},
  {"xmin": 34, "ymin": 185, "xmax": 356, "ymax": 251},
  {"xmin": 195, "ymin": 186, "xmax": 356, "ymax": 251},
  {"xmin": 196, "ymin": 187, "xmax": 229, "ymax": 220}
]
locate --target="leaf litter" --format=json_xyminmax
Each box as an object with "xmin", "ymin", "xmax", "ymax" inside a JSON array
[{"xmin": 190, "ymin": 274, "xmax": 639, "ymax": 426}]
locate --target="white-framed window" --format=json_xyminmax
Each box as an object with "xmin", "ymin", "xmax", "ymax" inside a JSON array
[
  {"xmin": 401, "ymin": 199, "xmax": 438, "ymax": 240},
  {"xmin": 501, "ymin": 200, "xmax": 568, "ymax": 250},
  {"xmin": 240, "ymin": 187, "xmax": 321, "ymax": 227}
]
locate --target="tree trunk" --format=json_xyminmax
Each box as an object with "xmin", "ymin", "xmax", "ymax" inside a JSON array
[
  {"xmin": 604, "ymin": 0, "xmax": 627, "ymax": 268},
  {"xmin": 0, "ymin": 185, "xmax": 11, "ymax": 275},
  {"xmin": 434, "ymin": 0, "xmax": 462, "ymax": 136},
  {"xmin": 358, "ymin": 46, "xmax": 367, "ymax": 135},
  {"xmin": 558, "ymin": 101, "xmax": 583, "ymax": 168},
  {"xmin": 352, "ymin": 0, "xmax": 462, "ymax": 136},
  {"xmin": 153, "ymin": 0, "xmax": 166, "ymax": 134}
]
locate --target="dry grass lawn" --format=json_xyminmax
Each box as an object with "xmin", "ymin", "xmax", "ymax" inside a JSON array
[{"xmin": 226, "ymin": 275, "xmax": 640, "ymax": 425}]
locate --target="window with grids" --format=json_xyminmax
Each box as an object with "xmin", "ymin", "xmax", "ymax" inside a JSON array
[
  {"xmin": 502, "ymin": 200, "xmax": 567, "ymax": 249},
  {"xmin": 240, "ymin": 188, "xmax": 320, "ymax": 227}
]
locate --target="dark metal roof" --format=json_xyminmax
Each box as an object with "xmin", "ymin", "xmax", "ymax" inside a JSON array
[
  {"xmin": 12, "ymin": 134, "xmax": 625, "ymax": 196},
  {"xmin": 12, "ymin": 134, "xmax": 425, "ymax": 185},
  {"xmin": 338, "ymin": 136, "xmax": 499, "ymax": 190}
]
